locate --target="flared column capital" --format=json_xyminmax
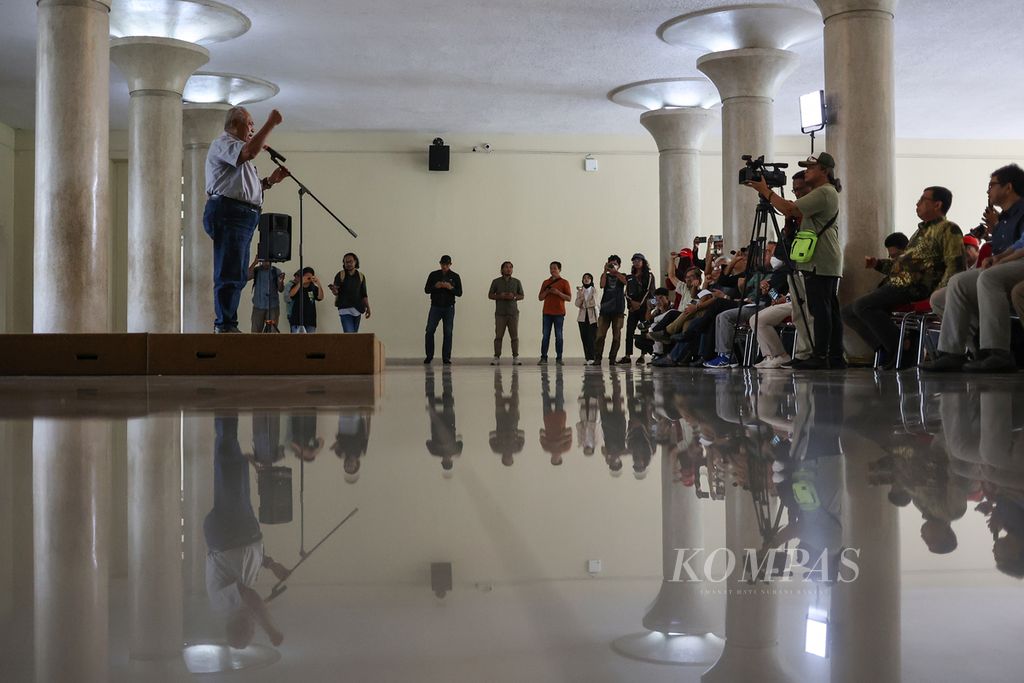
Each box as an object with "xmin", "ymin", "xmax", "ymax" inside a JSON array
[
  {"xmin": 697, "ymin": 48, "xmax": 799, "ymax": 102},
  {"xmin": 640, "ymin": 107, "xmax": 717, "ymax": 153},
  {"xmin": 110, "ymin": 37, "xmax": 209, "ymax": 95},
  {"xmin": 814, "ymin": 0, "xmax": 898, "ymax": 21},
  {"xmin": 183, "ymin": 104, "xmax": 230, "ymax": 147}
]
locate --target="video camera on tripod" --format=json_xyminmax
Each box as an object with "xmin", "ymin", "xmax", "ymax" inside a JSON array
[{"xmin": 738, "ymin": 155, "xmax": 788, "ymax": 189}]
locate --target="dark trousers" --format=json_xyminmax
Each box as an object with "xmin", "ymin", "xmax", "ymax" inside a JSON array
[
  {"xmin": 842, "ymin": 284, "xmax": 926, "ymax": 358},
  {"xmin": 578, "ymin": 321, "xmax": 597, "ymax": 360},
  {"xmin": 541, "ymin": 314, "xmax": 565, "ymax": 358},
  {"xmin": 203, "ymin": 415, "xmax": 262, "ymax": 552},
  {"xmin": 623, "ymin": 307, "xmax": 646, "ymax": 355},
  {"xmin": 803, "ymin": 273, "xmax": 843, "ymax": 361},
  {"xmin": 425, "ymin": 305, "xmax": 455, "ymax": 361},
  {"xmin": 203, "ymin": 196, "xmax": 260, "ymax": 328}
]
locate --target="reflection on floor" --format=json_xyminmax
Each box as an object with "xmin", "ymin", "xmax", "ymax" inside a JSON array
[{"xmin": 1, "ymin": 367, "xmax": 1023, "ymax": 682}]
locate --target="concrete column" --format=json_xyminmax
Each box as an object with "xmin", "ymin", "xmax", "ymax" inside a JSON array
[
  {"xmin": 182, "ymin": 105, "xmax": 229, "ymax": 333},
  {"xmin": 612, "ymin": 440, "xmax": 724, "ymax": 664},
  {"xmin": 641, "ymin": 108, "xmax": 717, "ymax": 269},
  {"xmin": 33, "ymin": 0, "xmax": 112, "ymax": 333},
  {"xmin": 814, "ymin": 0, "xmax": 898, "ymax": 304},
  {"xmin": 33, "ymin": 420, "xmax": 111, "ymax": 683},
  {"xmin": 110, "ymin": 37, "xmax": 209, "ymax": 333},
  {"xmin": 182, "ymin": 413, "xmax": 215, "ymax": 595},
  {"xmin": 702, "ymin": 484, "xmax": 791, "ymax": 683},
  {"xmin": 127, "ymin": 416, "xmax": 184, "ymax": 661},
  {"xmin": 697, "ymin": 49, "xmax": 798, "ymax": 251},
  {"xmin": 831, "ymin": 433, "xmax": 899, "ymax": 683}
]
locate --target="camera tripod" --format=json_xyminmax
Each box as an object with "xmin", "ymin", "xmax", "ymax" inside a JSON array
[{"xmin": 730, "ymin": 191, "xmax": 816, "ymax": 366}]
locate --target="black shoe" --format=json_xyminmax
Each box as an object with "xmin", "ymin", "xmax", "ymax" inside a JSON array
[
  {"xmin": 790, "ymin": 357, "xmax": 828, "ymax": 370},
  {"xmin": 829, "ymin": 358, "xmax": 849, "ymax": 370},
  {"xmin": 442, "ymin": 359, "xmax": 452, "ymax": 365},
  {"xmin": 423, "ymin": 358, "xmax": 433, "ymax": 364},
  {"xmin": 920, "ymin": 352, "xmax": 967, "ymax": 372},
  {"xmin": 214, "ymin": 325, "xmax": 241, "ymax": 334}
]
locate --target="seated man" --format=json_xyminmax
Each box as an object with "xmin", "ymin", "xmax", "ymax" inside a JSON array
[
  {"xmin": 634, "ymin": 287, "xmax": 675, "ymax": 360},
  {"xmin": 704, "ymin": 242, "xmax": 787, "ymax": 368},
  {"xmin": 930, "ymin": 234, "xmax": 983, "ymax": 317},
  {"xmin": 923, "ymin": 164, "xmax": 1024, "ymax": 372},
  {"xmin": 844, "ymin": 188, "xmax": 964, "ymax": 369}
]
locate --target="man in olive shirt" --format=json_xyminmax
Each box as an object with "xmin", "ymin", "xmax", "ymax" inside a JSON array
[
  {"xmin": 488, "ymin": 261, "xmax": 525, "ymax": 365},
  {"xmin": 844, "ymin": 187, "xmax": 964, "ymax": 369},
  {"xmin": 746, "ymin": 153, "xmax": 843, "ymax": 369}
]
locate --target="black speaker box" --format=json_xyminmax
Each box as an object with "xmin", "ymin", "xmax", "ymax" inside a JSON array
[
  {"xmin": 429, "ymin": 144, "xmax": 450, "ymax": 172},
  {"xmin": 257, "ymin": 466, "xmax": 293, "ymax": 524},
  {"xmin": 257, "ymin": 212, "xmax": 292, "ymax": 261}
]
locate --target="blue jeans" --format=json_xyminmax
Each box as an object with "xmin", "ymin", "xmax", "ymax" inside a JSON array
[
  {"xmin": 203, "ymin": 196, "xmax": 260, "ymax": 328},
  {"xmin": 339, "ymin": 313, "xmax": 361, "ymax": 333},
  {"xmin": 425, "ymin": 305, "xmax": 455, "ymax": 361},
  {"xmin": 203, "ymin": 415, "xmax": 262, "ymax": 552},
  {"xmin": 541, "ymin": 314, "xmax": 565, "ymax": 359}
]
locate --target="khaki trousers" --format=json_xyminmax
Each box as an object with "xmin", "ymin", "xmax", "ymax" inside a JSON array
[{"xmin": 494, "ymin": 313, "xmax": 519, "ymax": 357}]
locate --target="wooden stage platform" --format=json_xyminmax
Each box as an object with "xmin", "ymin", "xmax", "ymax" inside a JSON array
[{"xmin": 0, "ymin": 333, "xmax": 385, "ymax": 376}]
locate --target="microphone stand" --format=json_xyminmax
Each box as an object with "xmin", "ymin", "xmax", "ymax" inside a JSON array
[
  {"xmin": 265, "ymin": 506, "xmax": 359, "ymax": 603},
  {"xmin": 266, "ymin": 150, "xmax": 357, "ymax": 334}
]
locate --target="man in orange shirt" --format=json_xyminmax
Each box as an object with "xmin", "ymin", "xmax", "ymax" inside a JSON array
[{"xmin": 538, "ymin": 261, "xmax": 573, "ymax": 365}]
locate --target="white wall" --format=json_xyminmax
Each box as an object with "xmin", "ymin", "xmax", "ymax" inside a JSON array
[
  {"xmin": 0, "ymin": 122, "xmax": 14, "ymax": 334},
  {"xmin": 4, "ymin": 129, "xmax": 1024, "ymax": 350}
]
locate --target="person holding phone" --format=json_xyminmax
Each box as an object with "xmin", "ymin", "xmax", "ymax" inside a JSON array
[
  {"xmin": 575, "ymin": 273, "xmax": 599, "ymax": 362},
  {"xmin": 591, "ymin": 255, "xmax": 628, "ymax": 366}
]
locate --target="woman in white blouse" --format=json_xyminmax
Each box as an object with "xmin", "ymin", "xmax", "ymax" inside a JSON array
[{"xmin": 575, "ymin": 273, "xmax": 599, "ymax": 362}]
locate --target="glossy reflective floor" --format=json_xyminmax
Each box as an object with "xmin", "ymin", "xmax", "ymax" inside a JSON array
[{"xmin": 2, "ymin": 366, "xmax": 1023, "ymax": 682}]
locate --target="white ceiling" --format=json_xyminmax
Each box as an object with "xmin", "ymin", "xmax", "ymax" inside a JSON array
[{"xmin": 0, "ymin": 0, "xmax": 1020, "ymax": 139}]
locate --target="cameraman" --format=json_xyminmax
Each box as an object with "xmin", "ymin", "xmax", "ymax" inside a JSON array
[{"xmin": 745, "ymin": 153, "xmax": 844, "ymax": 369}]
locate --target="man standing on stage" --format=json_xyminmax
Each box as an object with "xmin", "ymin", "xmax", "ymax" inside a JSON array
[{"xmin": 204, "ymin": 106, "xmax": 290, "ymax": 333}]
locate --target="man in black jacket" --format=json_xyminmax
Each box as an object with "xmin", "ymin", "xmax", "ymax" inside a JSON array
[{"xmin": 424, "ymin": 255, "xmax": 463, "ymax": 364}]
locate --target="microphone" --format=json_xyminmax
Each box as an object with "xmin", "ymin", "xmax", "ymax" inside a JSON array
[{"xmin": 264, "ymin": 145, "xmax": 287, "ymax": 163}]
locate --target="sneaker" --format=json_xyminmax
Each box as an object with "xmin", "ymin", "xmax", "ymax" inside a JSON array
[
  {"xmin": 490, "ymin": 357, "xmax": 500, "ymax": 366},
  {"xmin": 617, "ymin": 356, "xmax": 631, "ymax": 365},
  {"xmin": 755, "ymin": 355, "xmax": 790, "ymax": 369},
  {"xmin": 651, "ymin": 356, "xmax": 678, "ymax": 368},
  {"xmin": 703, "ymin": 354, "xmax": 734, "ymax": 369},
  {"xmin": 555, "ymin": 358, "xmax": 564, "ymax": 366},
  {"xmin": 214, "ymin": 325, "xmax": 242, "ymax": 334},
  {"xmin": 512, "ymin": 357, "xmax": 522, "ymax": 366},
  {"xmin": 586, "ymin": 359, "xmax": 600, "ymax": 366},
  {"xmin": 442, "ymin": 359, "xmax": 452, "ymax": 365},
  {"xmin": 537, "ymin": 357, "xmax": 548, "ymax": 365},
  {"xmin": 423, "ymin": 358, "xmax": 433, "ymax": 364}
]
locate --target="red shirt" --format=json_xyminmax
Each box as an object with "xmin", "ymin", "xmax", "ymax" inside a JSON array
[{"xmin": 540, "ymin": 277, "xmax": 572, "ymax": 315}]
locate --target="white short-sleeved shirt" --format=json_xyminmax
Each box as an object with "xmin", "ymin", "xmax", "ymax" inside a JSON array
[
  {"xmin": 205, "ymin": 131, "xmax": 263, "ymax": 206},
  {"xmin": 206, "ymin": 540, "xmax": 264, "ymax": 615}
]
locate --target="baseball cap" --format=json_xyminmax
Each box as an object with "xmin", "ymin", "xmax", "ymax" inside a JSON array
[
  {"xmin": 439, "ymin": 254, "xmax": 452, "ymax": 264},
  {"xmin": 631, "ymin": 253, "xmax": 646, "ymax": 262},
  {"xmin": 798, "ymin": 152, "xmax": 836, "ymax": 169},
  {"xmin": 962, "ymin": 235, "xmax": 980, "ymax": 247},
  {"xmin": 677, "ymin": 248, "xmax": 693, "ymax": 258}
]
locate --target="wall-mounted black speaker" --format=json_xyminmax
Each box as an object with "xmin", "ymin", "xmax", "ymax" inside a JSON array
[
  {"xmin": 429, "ymin": 138, "xmax": 450, "ymax": 172},
  {"xmin": 256, "ymin": 212, "xmax": 292, "ymax": 262}
]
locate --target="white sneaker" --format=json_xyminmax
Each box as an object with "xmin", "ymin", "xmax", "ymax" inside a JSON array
[
  {"xmin": 756, "ymin": 355, "xmax": 791, "ymax": 369},
  {"xmin": 490, "ymin": 357, "xmax": 500, "ymax": 366},
  {"xmin": 512, "ymin": 357, "xmax": 522, "ymax": 366}
]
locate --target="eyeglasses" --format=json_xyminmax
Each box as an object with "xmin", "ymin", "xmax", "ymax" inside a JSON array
[{"xmin": 989, "ymin": 181, "xmax": 1003, "ymax": 189}]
